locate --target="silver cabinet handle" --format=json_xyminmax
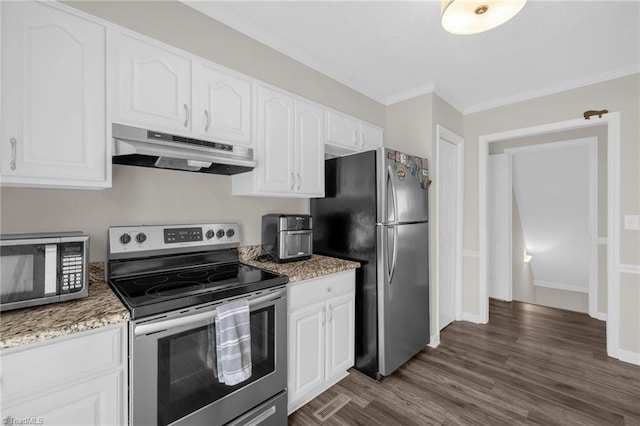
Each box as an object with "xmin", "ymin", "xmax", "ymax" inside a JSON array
[
  {"xmin": 328, "ymin": 305, "xmax": 333, "ymax": 323},
  {"xmin": 352, "ymin": 130, "xmax": 358, "ymax": 146},
  {"xmin": 297, "ymin": 173, "xmax": 301, "ymax": 190},
  {"xmin": 183, "ymin": 104, "xmax": 190, "ymax": 127},
  {"xmin": 204, "ymin": 109, "xmax": 210, "ymax": 132},
  {"xmin": 290, "ymin": 172, "xmax": 294, "ymax": 190},
  {"xmin": 9, "ymin": 138, "xmax": 17, "ymax": 170}
]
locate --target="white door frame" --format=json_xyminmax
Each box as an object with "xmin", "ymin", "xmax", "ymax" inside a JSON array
[
  {"xmin": 434, "ymin": 125, "xmax": 464, "ymax": 345},
  {"xmin": 478, "ymin": 113, "xmax": 620, "ymax": 360},
  {"xmin": 504, "ymin": 137, "xmax": 599, "ymax": 317}
]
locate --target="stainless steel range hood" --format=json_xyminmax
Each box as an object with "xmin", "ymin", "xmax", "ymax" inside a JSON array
[{"xmin": 112, "ymin": 123, "xmax": 255, "ymax": 175}]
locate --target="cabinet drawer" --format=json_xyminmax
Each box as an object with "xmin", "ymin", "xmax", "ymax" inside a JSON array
[
  {"xmin": 1, "ymin": 324, "xmax": 125, "ymax": 398},
  {"xmin": 288, "ymin": 271, "xmax": 355, "ymax": 311}
]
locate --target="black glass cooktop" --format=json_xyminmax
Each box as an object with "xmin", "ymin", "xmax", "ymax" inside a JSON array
[{"xmin": 109, "ymin": 262, "xmax": 287, "ymax": 319}]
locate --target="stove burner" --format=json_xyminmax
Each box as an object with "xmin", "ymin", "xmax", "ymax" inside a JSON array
[
  {"xmin": 134, "ymin": 275, "xmax": 170, "ymax": 286},
  {"xmin": 177, "ymin": 270, "xmax": 211, "ymax": 279},
  {"xmin": 146, "ymin": 282, "xmax": 206, "ymax": 298}
]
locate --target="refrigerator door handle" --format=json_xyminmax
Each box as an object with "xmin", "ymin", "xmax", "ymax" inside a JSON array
[
  {"xmin": 387, "ymin": 165, "xmax": 399, "ymax": 223},
  {"xmin": 389, "ymin": 225, "xmax": 398, "ymax": 284}
]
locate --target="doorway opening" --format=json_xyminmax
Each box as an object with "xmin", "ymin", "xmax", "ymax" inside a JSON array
[{"xmin": 478, "ymin": 113, "xmax": 621, "ymax": 359}]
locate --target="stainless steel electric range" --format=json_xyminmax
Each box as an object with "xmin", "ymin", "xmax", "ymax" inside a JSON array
[{"xmin": 107, "ymin": 223, "xmax": 288, "ymax": 426}]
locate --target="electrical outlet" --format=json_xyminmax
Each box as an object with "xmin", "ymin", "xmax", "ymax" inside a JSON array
[{"xmin": 624, "ymin": 215, "xmax": 640, "ymax": 230}]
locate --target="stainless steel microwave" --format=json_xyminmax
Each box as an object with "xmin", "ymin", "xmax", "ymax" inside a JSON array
[{"xmin": 0, "ymin": 232, "xmax": 89, "ymax": 312}]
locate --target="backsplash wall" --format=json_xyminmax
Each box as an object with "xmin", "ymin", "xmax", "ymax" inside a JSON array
[{"xmin": 0, "ymin": 165, "xmax": 309, "ymax": 262}]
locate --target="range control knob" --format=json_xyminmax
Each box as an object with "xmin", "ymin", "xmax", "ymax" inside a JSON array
[
  {"xmin": 120, "ymin": 233, "xmax": 132, "ymax": 244},
  {"xmin": 135, "ymin": 233, "xmax": 147, "ymax": 244},
  {"xmin": 216, "ymin": 229, "xmax": 225, "ymax": 238},
  {"xmin": 226, "ymin": 228, "xmax": 235, "ymax": 238},
  {"xmin": 205, "ymin": 229, "xmax": 215, "ymax": 239}
]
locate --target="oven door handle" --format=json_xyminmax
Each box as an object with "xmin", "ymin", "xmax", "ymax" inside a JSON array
[{"xmin": 133, "ymin": 289, "xmax": 286, "ymax": 336}]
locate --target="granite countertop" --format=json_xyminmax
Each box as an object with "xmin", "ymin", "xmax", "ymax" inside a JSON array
[
  {"xmin": 0, "ymin": 263, "xmax": 129, "ymax": 350},
  {"xmin": 239, "ymin": 246, "xmax": 360, "ymax": 282}
]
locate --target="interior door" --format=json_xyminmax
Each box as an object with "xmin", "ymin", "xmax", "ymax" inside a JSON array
[
  {"xmin": 488, "ymin": 154, "xmax": 512, "ymax": 301},
  {"xmin": 438, "ymin": 138, "xmax": 458, "ymax": 330},
  {"xmin": 380, "ymin": 221, "xmax": 430, "ymax": 376}
]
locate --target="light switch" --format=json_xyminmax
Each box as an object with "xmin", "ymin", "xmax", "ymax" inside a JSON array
[{"xmin": 624, "ymin": 215, "xmax": 640, "ymax": 230}]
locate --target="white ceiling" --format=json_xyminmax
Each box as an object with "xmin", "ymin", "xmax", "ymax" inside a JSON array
[{"xmin": 183, "ymin": 0, "xmax": 640, "ymax": 113}]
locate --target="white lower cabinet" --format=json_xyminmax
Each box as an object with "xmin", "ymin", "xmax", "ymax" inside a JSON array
[
  {"xmin": 0, "ymin": 323, "xmax": 128, "ymax": 426},
  {"xmin": 287, "ymin": 270, "xmax": 355, "ymax": 414}
]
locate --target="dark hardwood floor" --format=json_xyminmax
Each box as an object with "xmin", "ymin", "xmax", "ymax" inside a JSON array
[{"xmin": 288, "ymin": 299, "xmax": 640, "ymax": 425}]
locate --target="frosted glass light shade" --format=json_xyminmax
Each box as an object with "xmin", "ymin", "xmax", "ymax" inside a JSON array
[{"xmin": 441, "ymin": 0, "xmax": 527, "ymax": 35}]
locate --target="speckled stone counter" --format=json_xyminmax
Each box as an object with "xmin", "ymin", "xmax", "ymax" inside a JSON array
[
  {"xmin": 239, "ymin": 246, "xmax": 360, "ymax": 282},
  {"xmin": 0, "ymin": 262, "xmax": 129, "ymax": 350}
]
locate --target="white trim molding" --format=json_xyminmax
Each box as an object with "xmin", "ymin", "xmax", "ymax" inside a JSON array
[
  {"xmin": 598, "ymin": 237, "xmax": 609, "ymax": 245},
  {"xmin": 462, "ymin": 312, "xmax": 483, "ymax": 324},
  {"xmin": 593, "ymin": 312, "xmax": 608, "ymax": 322},
  {"xmin": 428, "ymin": 333, "xmax": 440, "ymax": 349},
  {"xmin": 617, "ymin": 348, "xmax": 640, "ymax": 366},
  {"xmin": 534, "ymin": 280, "xmax": 589, "ymax": 294},
  {"xmin": 619, "ymin": 264, "xmax": 640, "ymax": 274},
  {"xmin": 434, "ymin": 125, "xmax": 465, "ymax": 344},
  {"xmin": 465, "ymin": 65, "xmax": 640, "ymax": 114},
  {"xmin": 478, "ymin": 113, "xmax": 621, "ymax": 361}
]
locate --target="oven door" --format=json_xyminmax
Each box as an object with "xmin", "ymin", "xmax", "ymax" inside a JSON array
[{"xmin": 131, "ymin": 286, "xmax": 287, "ymax": 426}]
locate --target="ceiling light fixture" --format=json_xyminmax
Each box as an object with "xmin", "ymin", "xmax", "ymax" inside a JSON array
[{"xmin": 441, "ymin": 0, "xmax": 527, "ymax": 35}]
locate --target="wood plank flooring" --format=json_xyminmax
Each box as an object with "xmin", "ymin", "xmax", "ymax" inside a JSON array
[{"xmin": 288, "ymin": 299, "xmax": 640, "ymax": 425}]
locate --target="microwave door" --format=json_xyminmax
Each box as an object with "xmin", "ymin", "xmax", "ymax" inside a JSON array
[{"xmin": 0, "ymin": 244, "xmax": 55, "ymax": 304}]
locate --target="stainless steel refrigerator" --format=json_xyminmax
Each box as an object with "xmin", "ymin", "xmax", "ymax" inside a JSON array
[{"xmin": 311, "ymin": 148, "xmax": 430, "ymax": 380}]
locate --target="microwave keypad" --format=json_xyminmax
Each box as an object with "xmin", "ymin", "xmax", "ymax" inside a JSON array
[{"xmin": 62, "ymin": 255, "xmax": 83, "ymax": 291}]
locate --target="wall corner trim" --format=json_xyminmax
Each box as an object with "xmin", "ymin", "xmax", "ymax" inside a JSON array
[
  {"xmin": 462, "ymin": 312, "xmax": 483, "ymax": 324},
  {"xmin": 428, "ymin": 333, "xmax": 440, "ymax": 349},
  {"xmin": 617, "ymin": 348, "xmax": 640, "ymax": 366}
]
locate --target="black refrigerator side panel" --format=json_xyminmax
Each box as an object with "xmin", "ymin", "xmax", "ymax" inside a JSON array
[{"xmin": 310, "ymin": 150, "xmax": 379, "ymax": 378}]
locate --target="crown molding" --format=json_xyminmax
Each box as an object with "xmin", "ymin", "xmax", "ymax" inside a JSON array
[
  {"xmin": 463, "ymin": 65, "xmax": 640, "ymax": 115},
  {"xmin": 384, "ymin": 83, "xmax": 436, "ymax": 106},
  {"xmin": 432, "ymin": 84, "xmax": 466, "ymax": 114}
]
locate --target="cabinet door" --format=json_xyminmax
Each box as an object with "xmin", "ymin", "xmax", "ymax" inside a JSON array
[
  {"xmin": 325, "ymin": 293, "xmax": 355, "ymax": 381},
  {"xmin": 195, "ymin": 63, "xmax": 253, "ymax": 145},
  {"xmin": 116, "ymin": 32, "xmax": 192, "ymax": 132},
  {"xmin": 295, "ymin": 100, "xmax": 324, "ymax": 196},
  {"xmin": 256, "ymin": 86, "xmax": 295, "ymax": 193},
  {"xmin": 326, "ymin": 110, "xmax": 359, "ymax": 149},
  {"xmin": 288, "ymin": 302, "xmax": 325, "ymax": 406},
  {"xmin": 3, "ymin": 370, "xmax": 124, "ymax": 426},
  {"xmin": 360, "ymin": 122, "xmax": 384, "ymax": 151},
  {"xmin": 1, "ymin": 1, "xmax": 108, "ymax": 187}
]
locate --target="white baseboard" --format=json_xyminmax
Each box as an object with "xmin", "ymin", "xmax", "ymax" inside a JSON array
[
  {"xmin": 462, "ymin": 312, "xmax": 483, "ymax": 324},
  {"xmin": 592, "ymin": 312, "xmax": 608, "ymax": 321},
  {"xmin": 534, "ymin": 280, "xmax": 588, "ymax": 293},
  {"xmin": 617, "ymin": 348, "xmax": 640, "ymax": 366},
  {"xmin": 428, "ymin": 332, "xmax": 440, "ymax": 348}
]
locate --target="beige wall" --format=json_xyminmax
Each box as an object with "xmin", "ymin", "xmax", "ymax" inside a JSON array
[
  {"xmin": 464, "ymin": 73, "xmax": 640, "ymax": 353},
  {"xmin": 65, "ymin": 1, "xmax": 385, "ymax": 126},
  {"xmin": 0, "ymin": 166, "xmax": 308, "ymax": 261}
]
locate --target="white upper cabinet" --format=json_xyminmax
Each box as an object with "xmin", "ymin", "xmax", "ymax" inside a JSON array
[
  {"xmin": 113, "ymin": 31, "xmax": 255, "ymax": 148},
  {"xmin": 295, "ymin": 100, "xmax": 325, "ymax": 195},
  {"xmin": 232, "ymin": 85, "xmax": 324, "ymax": 198},
  {"xmin": 114, "ymin": 32, "xmax": 192, "ymax": 133},
  {"xmin": 1, "ymin": 1, "xmax": 110, "ymax": 189},
  {"xmin": 257, "ymin": 86, "xmax": 295, "ymax": 193},
  {"xmin": 325, "ymin": 109, "xmax": 383, "ymax": 156},
  {"xmin": 194, "ymin": 63, "xmax": 253, "ymax": 145},
  {"xmin": 326, "ymin": 110, "xmax": 360, "ymax": 150},
  {"xmin": 360, "ymin": 121, "xmax": 384, "ymax": 151}
]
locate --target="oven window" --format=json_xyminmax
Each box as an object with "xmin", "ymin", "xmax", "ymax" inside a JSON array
[{"xmin": 157, "ymin": 306, "xmax": 275, "ymax": 426}]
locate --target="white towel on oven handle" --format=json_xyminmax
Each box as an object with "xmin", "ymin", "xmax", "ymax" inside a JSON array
[{"xmin": 215, "ymin": 298, "xmax": 252, "ymax": 385}]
